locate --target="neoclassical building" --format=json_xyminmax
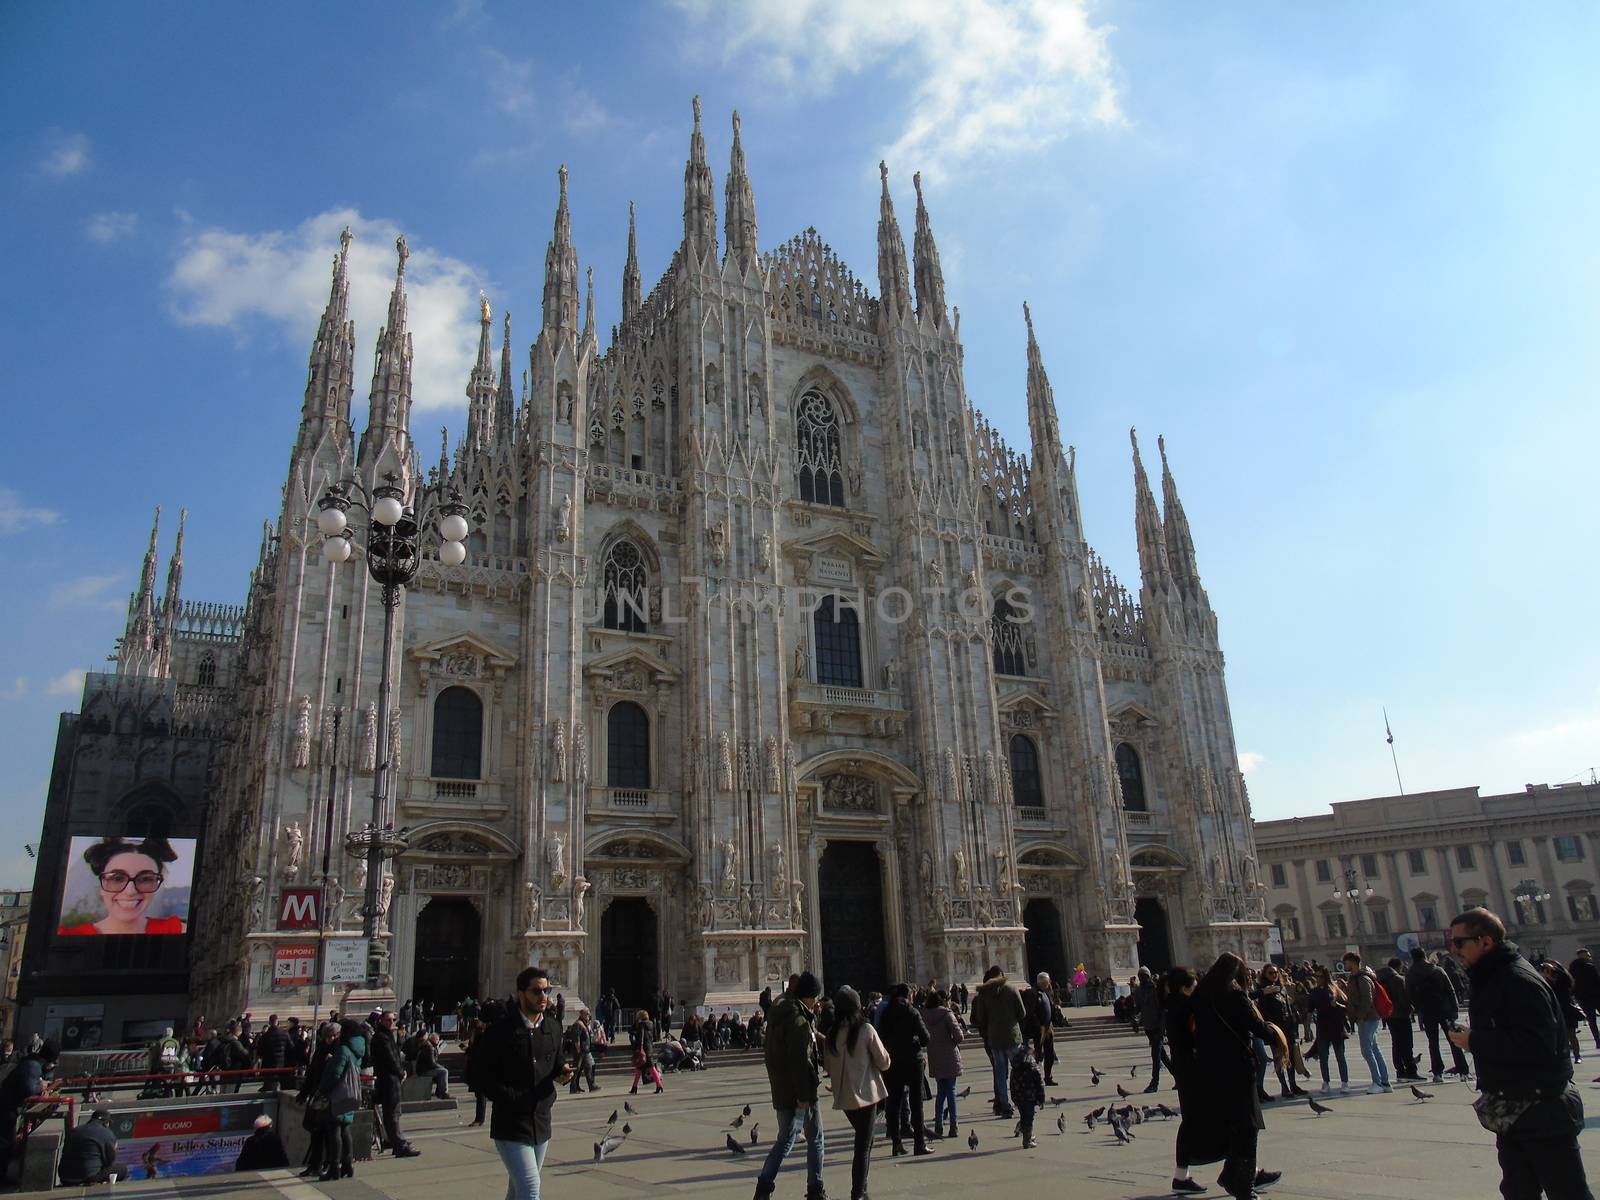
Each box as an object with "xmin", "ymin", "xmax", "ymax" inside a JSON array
[{"xmin": 159, "ymin": 100, "xmax": 1266, "ymax": 1018}]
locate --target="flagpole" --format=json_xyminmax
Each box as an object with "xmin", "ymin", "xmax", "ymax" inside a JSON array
[{"xmin": 1384, "ymin": 707, "xmax": 1405, "ymax": 795}]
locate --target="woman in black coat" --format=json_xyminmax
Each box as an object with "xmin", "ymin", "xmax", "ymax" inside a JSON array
[
  {"xmin": 1163, "ymin": 966, "xmax": 1217, "ymax": 1194},
  {"xmin": 1190, "ymin": 953, "xmax": 1286, "ymax": 1200},
  {"xmin": 876, "ymin": 983, "xmax": 933, "ymax": 1157}
]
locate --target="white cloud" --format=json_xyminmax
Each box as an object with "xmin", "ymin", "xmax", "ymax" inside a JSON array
[
  {"xmin": 484, "ymin": 48, "xmax": 537, "ymax": 116},
  {"xmin": 564, "ymin": 88, "xmax": 616, "ymax": 134},
  {"xmin": 675, "ymin": 0, "xmax": 1122, "ymax": 178},
  {"xmin": 2, "ymin": 679, "xmax": 26, "ymax": 701},
  {"xmin": 49, "ymin": 574, "xmax": 124, "ymax": 611},
  {"xmin": 0, "ymin": 488, "xmax": 63, "ymax": 535},
  {"xmin": 41, "ymin": 130, "xmax": 92, "ymax": 177},
  {"xmin": 86, "ymin": 211, "xmax": 138, "ymax": 243},
  {"xmin": 1238, "ymin": 751, "xmax": 1267, "ymax": 775},
  {"xmin": 46, "ymin": 669, "xmax": 86, "ymax": 698},
  {"xmin": 168, "ymin": 209, "xmax": 485, "ymax": 413}
]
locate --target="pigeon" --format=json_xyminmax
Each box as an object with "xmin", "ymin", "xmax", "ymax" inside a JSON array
[
  {"xmin": 1089, "ymin": 1106, "xmax": 1107, "ymax": 1120},
  {"xmin": 725, "ymin": 1133, "xmax": 748, "ymax": 1154},
  {"xmin": 743, "ymin": 1104, "xmax": 752, "ymax": 1116},
  {"xmin": 606, "ymin": 1108, "xmax": 619, "ymax": 1126},
  {"xmin": 958, "ymin": 1085, "xmax": 971, "ymax": 1099},
  {"xmin": 594, "ymin": 1132, "xmax": 625, "ymax": 1161},
  {"xmin": 1090, "ymin": 1068, "xmax": 1103, "ymax": 1086},
  {"xmin": 728, "ymin": 1114, "xmax": 745, "ymax": 1130},
  {"xmin": 1048, "ymin": 1095, "xmax": 1067, "ymax": 1106},
  {"xmin": 1308, "ymin": 1096, "xmax": 1333, "ymax": 1116},
  {"xmin": 750, "ymin": 1125, "xmax": 760, "ymax": 1145},
  {"xmin": 1111, "ymin": 1118, "xmax": 1131, "ymax": 1144},
  {"xmin": 1056, "ymin": 1113, "xmax": 1067, "ymax": 1134},
  {"xmin": 622, "ymin": 1122, "xmax": 633, "ymax": 1136},
  {"xmin": 1410, "ymin": 1085, "xmax": 1435, "ymax": 1102},
  {"xmin": 1157, "ymin": 1103, "xmax": 1180, "ymax": 1119},
  {"xmin": 967, "ymin": 1129, "xmax": 979, "ymax": 1152},
  {"xmin": 1083, "ymin": 1112, "xmax": 1097, "ymax": 1130},
  {"xmin": 624, "ymin": 1100, "xmax": 636, "ymax": 1115},
  {"xmin": 1116, "ymin": 1084, "xmax": 1131, "ymax": 1099}
]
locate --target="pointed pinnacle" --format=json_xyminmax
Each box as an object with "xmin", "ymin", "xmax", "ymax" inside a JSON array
[
  {"xmin": 880, "ymin": 160, "xmax": 890, "ymax": 191},
  {"xmin": 559, "ymin": 163, "xmax": 569, "ymax": 199},
  {"xmin": 732, "ymin": 109, "xmax": 742, "ymax": 145},
  {"xmin": 1158, "ymin": 433, "xmax": 1169, "ymax": 468},
  {"xmin": 693, "ymin": 94, "xmax": 702, "ymax": 129},
  {"xmin": 1023, "ymin": 300, "xmax": 1034, "ymax": 334}
]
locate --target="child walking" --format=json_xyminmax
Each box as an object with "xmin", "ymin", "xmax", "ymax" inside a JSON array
[{"xmin": 1009, "ymin": 1040, "xmax": 1046, "ymax": 1149}]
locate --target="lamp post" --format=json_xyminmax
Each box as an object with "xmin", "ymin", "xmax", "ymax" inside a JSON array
[
  {"xmin": 315, "ymin": 471, "xmax": 470, "ymax": 989},
  {"xmin": 1512, "ymin": 878, "xmax": 1552, "ymax": 956},
  {"xmin": 1333, "ymin": 865, "xmax": 1373, "ymax": 947}
]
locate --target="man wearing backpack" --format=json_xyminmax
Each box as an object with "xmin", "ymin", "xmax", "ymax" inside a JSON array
[{"xmin": 1342, "ymin": 952, "xmax": 1393, "ymax": 1093}]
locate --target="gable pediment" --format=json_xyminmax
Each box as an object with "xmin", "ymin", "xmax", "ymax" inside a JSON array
[
  {"xmin": 783, "ymin": 529, "xmax": 886, "ymax": 580},
  {"xmin": 1107, "ymin": 700, "xmax": 1159, "ymax": 727},
  {"xmin": 584, "ymin": 646, "xmax": 679, "ymax": 687},
  {"xmin": 997, "ymin": 686, "xmax": 1058, "ymax": 720},
  {"xmin": 410, "ymin": 630, "xmax": 517, "ymax": 675}
]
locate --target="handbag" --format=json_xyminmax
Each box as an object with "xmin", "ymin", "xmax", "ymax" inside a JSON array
[
  {"xmin": 327, "ymin": 1057, "xmax": 360, "ymax": 1118},
  {"xmin": 1473, "ymin": 1089, "xmax": 1541, "ymax": 1135}
]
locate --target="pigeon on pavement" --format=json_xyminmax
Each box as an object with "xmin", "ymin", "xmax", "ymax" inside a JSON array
[
  {"xmin": 1056, "ymin": 1113, "xmax": 1067, "ymax": 1134},
  {"xmin": 622, "ymin": 1123, "xmax": 632, "ymax": 1136},
  {"xmin": 1116, "ymin": 1084, "xmax": 1131, "ymax": 1099},
  {"xmin": 1111, "ymin": 1119, "xmax": 1131, "ymax": 1144},
  {"xmin": 725, "ymin": 1133, "xmax": 748, "ymax": 1154},
  {"xmin": 1308, "ymin": 1097, "xmax": 1333, "ymax": 1116},
  {"xmin": 728, "ymin": 1114, "xmax": 745, "ymax": 1130},
  {"xmin": 750, "ymin": 1125, "xmax": 760, "ymax": 1145},
  {"xmin": 743, "ymin": 1104, "xmax": 753, "ymax": 1116},
  {"xmin": 624, "ymin": 1100, "xmax": 636, "ymax": 1115},
  {"xmin": 605, "ymin": 1109, "xmax": 619, "ymax": 1127},
  {"xmin": 1083, "ymin": 1112, "xmax": 1097, "ymax": 1130},
  {"xmin": 593, "ymin": 1132, "xmax": 626, "ymax": 1161},
  {"xmin": 1410, "ymin": 1086, "xmax": 1435, "ymax": 1101},
  {"xmin": 958, "ymin": 1085, "xmax": 971, "ymax": 1099},
  {"xmin": 1157, "ymin": 1103, "xmax": 1180, "ymax": 1119},
  {"xmin": 1090, "ymin": 1068, "xmax": 1103, "ymax": 1086},
  {"xmin": 1130, "ymin": 1065, "xmax": 1141, "ymax": 1077},
  {"xmin": 967, "ymin": 1130, "xmax": 979, "ymax": 1152}
]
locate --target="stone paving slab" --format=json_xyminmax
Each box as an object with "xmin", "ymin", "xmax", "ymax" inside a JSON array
[{"xmin": 32, "ymin": 1031, "xmax": 1600, "ymax": 1199}]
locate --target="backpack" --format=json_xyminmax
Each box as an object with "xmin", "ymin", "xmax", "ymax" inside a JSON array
[{"xmin": 1372, "ymin": 979, "xmax": 1394, "ymax": 1020}]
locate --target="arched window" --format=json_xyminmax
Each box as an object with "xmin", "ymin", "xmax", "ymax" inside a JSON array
[
  {"xmin": 607, "ymin": 701, "xmax": 650, "ymax": 788},
  {"xmin": 795, "ymin": 390, "xmax": 845, "ymax": 507},
  {"xmin": 991, "ymin": 596, "xmax": 1027, "ymax": 677},
  {"xmin": 1009, "ymin": 735, "xmax": 1043, "ymax": 808},
  {"xmin": 812, "ymin": 596, "xmax": 863, "ymax": 688},
  {"xmin": 1116, "ymin": 742, "xmax": 1147, "ymax": 812},
  {"xmin": 195, "ymin": 652, "xmax": 217, "ymax": 688},
  {"xmin": 431, "ymin": 687, "xmax": 483, "ymax": 779},
  {"xmin": 602, "ymin": 539, "xmax": 649, "ymax": 632}
]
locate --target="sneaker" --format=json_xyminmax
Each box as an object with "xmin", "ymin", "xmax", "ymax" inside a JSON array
[
  {"xmin": 1022, "ymin": 1137, "xmax": 1039, "ymax": 1149},
  {"xmin": 1254, "ymin": 1168, "xmax": 1282, "ymax": 1188},
  {"xmin": 1319, "ymin": 1083, "xmax": 1333, "ymax": 1095},
  {"xmin": 1364, "ymin": 1084, "xmax": 1385, "ymax": 1095},
  {"xmin": 1380, "ymin": 1084, "xmax": 1393, "ymax": 1092},
  {"xmin": 1172, "ymin": 1179, "xmax": 1205, "ymax": 1194},
  {"xmin": 1339, "ymin": 1084, "xmax": 1351, "ymax": 1093}
]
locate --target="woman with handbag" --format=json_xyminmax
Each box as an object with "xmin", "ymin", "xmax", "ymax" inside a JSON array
[
  {"xmin": 313, "ymin": 1020, "xmax": 366, "ymax": 1181},
  {"xmin": 1307, "ymin": 966, "xmax": 1352, "ymax": 1094},
  {"xmin": 1191, "ymin": 953, "xmax": 1286, "ymax": 1200},
  {"xmin": 629, "ymin": 1009, "xmax": 664, "ymax": 1095},
  {"xmin": 824, "ymin": 986, "xmax": 891, "ymax": 1200}
]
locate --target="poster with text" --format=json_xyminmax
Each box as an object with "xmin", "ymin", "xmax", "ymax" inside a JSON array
[
  {"xmin": 56, "ymin": 835, "xmax": 195, "ymax": 936},
  {"xmin": 102, "ymin": 1099, "xmax": 268, "ymax": 1178}
]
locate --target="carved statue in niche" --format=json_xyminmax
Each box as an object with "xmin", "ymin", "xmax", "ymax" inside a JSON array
[
  {"xmin": 919, "ymin": 850, "xmax": 933, "ymax": 896},
  {"xmin": 943, "ymin": 748, "xmax": 959, "ymax": 801},
  {"xmin": 740, "ymin": 884, "xmax": 758, "ymax": 928},
  {"xmin": 994, "ymin": 850, "xmax": 1013, "ymax": 893},
  {"xmin": 326, "ymin": 876, "xmax": 346, "ymax": 929},
  {"xmin": 1209, "ymin": 854, "xmax": 1223, "ymax": 891},
  {"xmin": 1241, "ymin": 855, "xmax": 1262, "ymax": 891},
  {"xmin": 790, "ymin": 880, "xmax": 806, "ymax": 926},
  {"xmin": 952, "ymin": 847, "xmax": 970, "ymax": 896},
  {"xmin": 550, "ymin": 720, "xmax": 567, "ymax": 782},
  {"xmin": 764, "ymin": 735, "xmax": 781, "ymax": 792},
  {"xmin": 757, "ymin": 533, "xmax": 773, "ymax": 572},
  {"xmin": 783, "ymin": 740, "xmax": 796, "ymax": 800},
  {"xmin": 524, "ymin": 882, "xmax": 540, "ymax": 932},
  {"xmin": 547, "ymin": 833, "xmax": 567, "ymax": 891},
  {"xmin": 983, "ymin": 749, "xmax": 998, "ymax": 804},
  {"xmin": 698, "ymin": 883, "xmax": 715, "ymax": 929},
  {"xmin": 882, "ymin": 658, "xmax": 900, "ymax": 691},
  {"xmin": 243, "ymin": 875, "xmax": 264, "ymax": 931},
  {"xmin": 282, "ymin": 821, "xmax": 304, "ymax": 880},
  {"xmin": 708, "ymin": 520, "xmax": 727, "ymax": 566},
  {"xmin": 793, "ymin": 644, "xmax": 809, "ymax": 680},
  {"xmin": 351, "ymin": 855, "xmax": 368, "ymax": 893},
  {"xmin": 359, "ymin": 702, "xmax": 377, "ymax": 773},
  {"xmin": 556, "ymin": 493, "xmax": 572, "ymax": 542},
  {"xmin": 719, "ymin": 836, "xmax": 739, "ymax": 896},
  {"xmin": 573, "ymin": 721, "xmax": 588, "ymax": 784},
  {"xmin": 717, "ymin": 732, "xmax": 734, "ymax": 793},
  {"xmin": 769, "ymin": 842, "xmax": 787, "ymax": 893},
  {"xmin": 292, "ymin": 696, "xmax": 311, "ymax": 768},
  {"xmin": 574, "ymin": 876, "xmax": 590, "ymax": 927},
  {"xmin": 389, "ymin": 709, "xmax": 403, "ymax": 766},
  {"xmin": 377, "ymin": 873, "xmax": 394, "ymax": 933}
]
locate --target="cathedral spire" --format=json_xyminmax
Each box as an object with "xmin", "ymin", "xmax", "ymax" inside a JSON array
[
  {"xmin": 583, "ymin": 265, "xmax": 595, "ymax": 345},
  {"xmin": 1023, "ymin": 302, "xmax": 1063, "ymax": 463},
  {"xmin": 300, "ymin": 226, "xmax": 356, "ymax": 437},
  {"xmin": 1131, "ymin": 428, "xmax": 1173, "ymax": 595},
  {"xmin": 466, "ymin": 292, "xmax": 496, "ymax": 450},
  {"xmin": 723, "ymin": 109, "xmax": 758, "ymax": 271},
  {"xmin": 875, "ymin": 161, "xmax": 912, "ymax": 324},
  {"xmin": 158, "ymin": 508, "xmax": 186, "ymax": 675},
  {"xmin": 912, "ymin": 171, "xmax": 947, "ymax": 329},
  {"xmin": 541, "ymin": 166, "xmax": 581, "ymax": 342},
  {"xmin": 621, "ymin": 201, "xmax": 642, "ymax": 327},
  {"xmin": 682, "ymin": 96, "xmax": 718, "ymax": 267},
  {"xmin": 494, "ymin": 310, "xmax": 515, "ymax": 441},
  {"xmin": 360, "ymin": 236, "xmax": 415, "ymax": 465},
  {"xmin": 118, "ymin": 506, "xmax": 162, "ymax": 675},
  {"xmin": 1158, "ymin": 435, "xmax": 1206, "ymax": 600}
]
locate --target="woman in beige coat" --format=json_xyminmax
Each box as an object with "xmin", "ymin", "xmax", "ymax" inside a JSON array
[{"xmin": 823, "ymin": 986, "xmax": 890, "ymax": 1200}]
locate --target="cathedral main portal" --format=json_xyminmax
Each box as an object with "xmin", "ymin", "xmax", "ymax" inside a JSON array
[
  {"xmin": 412, "ymin": 897, "xmax": 481, "ymax": 1010},
  {"xmin": 600, "ymin": 897, "xmax": 659, "ymax": 1014},
  {"xmin": 818, "ymin": 841, "xmax": 888, "ymax": 993}
]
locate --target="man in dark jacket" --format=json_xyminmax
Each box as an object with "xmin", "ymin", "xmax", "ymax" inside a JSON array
[
  {"xmin": 58, "ymin": 1108, "xmax": 125, "ymax": 1185},
  {"xmin": 754, "ymin": 970, "xmax": 824, "ymax": 1200},
  {"xmin": 1025, "ymin": 973, "xmax": 1059, "ymax": 1086},
  {"xmin": 1133, "ymin": 966, "xmax": 1171, "ymax": 1090},
  {"xmin": 234, "ymin": 1114, "xmax": 290, "ymax": 1171},
  {"xmin": 1377, "ymin": 958, "xmax": 1420, "ymax": 1082},
  {"xmin": 563, "ymin": 1011, "xmax": 594, "ymax": 1093},
  {"xmin": 1448, "ymin": 907, "xmax": 1592, "ymax": 1200},
  {"xmin": 253, "ymin": 1014, "xmax": 292, "ymax": 1093},
  {"xmin": 1570, "ymin": 949, "xmax": 1600, "ymax": 1051},
  {"xmin": 970, "ymin": 965, "xmax": 1027, "ymax": 1118},
  {"xmin": 0, "ymin": 1038, "xmax": 57, "ymax": 1178},
  {"xmin": 370, "ymin": 1011, "xmax": 419, "ymax": 1157},
  {"xmin": 415, "ymin": 1033, "xmax": 450, "ymax": 1099},
  {"xmin": 218, "ymin": 1020, "xmax": 251, "ymax": 1093},
  {"xmin": 1408, "ymin": 946, "xmax": 1472, "ymax": 1083},
  {"xmin": 474, "ymin": 967, "xmax": 572, "ymax": 1200}
]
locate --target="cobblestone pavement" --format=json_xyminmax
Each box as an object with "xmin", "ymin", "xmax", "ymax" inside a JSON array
[{"xmin": 34, "ymin": 1029, "xmax": 1600, "ymax": 1199}]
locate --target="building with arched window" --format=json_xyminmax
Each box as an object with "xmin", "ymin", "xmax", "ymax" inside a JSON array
[{"xmin": 41, "ymin": 103, "xmax": 1266, "ymax": 1027}]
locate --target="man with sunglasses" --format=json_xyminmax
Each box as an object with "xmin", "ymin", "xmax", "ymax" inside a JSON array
[
  {"xmin": 473, "ymin": 967, "xmax": 574, "ymax": 1200},
  {"xmin": 1447, "ymin": 907, "xmax": 1593, "ymax": 1200}
]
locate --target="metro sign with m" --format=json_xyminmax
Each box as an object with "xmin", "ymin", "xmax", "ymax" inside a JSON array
[{"xmin": 278, "ymin": 887, "xmax": 320, "ymax": 930}]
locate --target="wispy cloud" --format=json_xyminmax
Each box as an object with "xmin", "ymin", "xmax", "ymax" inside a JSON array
[
  {"xmin": 484, "ymin": 48, "xmax": 537, "ymax": 116},
  {"xmin": 0, "ymin": 488, "xmax": 63, "ymax": 535},
  {"xmin": 49, "ymin": 574, "xmax": 124, "ymax": 611},
  {"xmin": 41, "ymin": 129, "xmax": 92, "ymax": 177},
  {"xmin": 1238, "ymin": 751, "xmax": 1267, "ymax": 775},
  {"xmin": 2, "ymin": 679, "xmax": 27, "ymax": 701},
  {"xmin": 46, "ymin": 669, "xmax": 86, "ymax": 698},
  {"xmin": 167, "ymin": 210, "xmax": 485, "ymax": 413},
  {"xmin": 564, "ymin": 87, "xmax": 616, "ymax": 134},
  {"xmin": 675, "ymin": 0, "xmax": 1122, "ymax": 178},
  {"xmin": 86, "ymin": 211, "xmax": 138, "ymax": 243}
]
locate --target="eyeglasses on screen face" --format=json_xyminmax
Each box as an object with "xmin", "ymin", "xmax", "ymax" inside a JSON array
[{"xmin": 99, "ymin": 870, "xmax": 164, "ymax": 894}]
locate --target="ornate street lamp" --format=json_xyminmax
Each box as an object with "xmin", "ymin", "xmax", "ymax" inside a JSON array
[
  {"xmin": 315, "ymin": 471, "xmax": 470, "ymax": 988},
  {"xmin": 1333, "ymin": 865, "xmax": 1373, "ymax": 939}
]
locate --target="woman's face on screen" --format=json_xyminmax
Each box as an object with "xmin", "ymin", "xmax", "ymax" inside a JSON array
[{"xmin": 98, "ymin": 850, "xmax": 163, "ymax": 923}]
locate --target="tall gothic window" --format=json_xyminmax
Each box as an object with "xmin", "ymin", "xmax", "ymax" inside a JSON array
[
  {"xmin": 602, "ymin": 539, "xmax": 649, "ymax": 632},
  {"xmin": 195, "ymin": 652, "xmax": 217, "ymax": 688},
  {"xmin": 991, "ymin": 597, "xmax": 1027, "ymax": 677},
  {"xmin": 1009, "ymin": 735, "xmax": 1043, "ymax": 809},
  {"xmin": 431, "ymin": 687, "xmax": 483, "ymax": 779},
  {"xmin": 1116, "ymin": 742, "xmax": 1147, "ymax": 812},
  {"xmin": 813, "ymin": 596, "xmax": 863, "ymax": 688},
  {"xmin": 795, "ymin": 390, "xmax": 845, "ymax": 507},
  {"xmin": 607, "ymin": 701, "xmax": 650, "ymax": 788}
]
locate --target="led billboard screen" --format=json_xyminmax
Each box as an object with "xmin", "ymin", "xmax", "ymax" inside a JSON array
[{"xmin": 56, "ymin": 835, "xmax": 195, "ymax": 936}]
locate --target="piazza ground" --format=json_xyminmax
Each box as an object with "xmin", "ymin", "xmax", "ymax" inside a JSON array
[{"xmin": 32, "ymin": 1027, "xmax": 1600, "ymax": 1199}]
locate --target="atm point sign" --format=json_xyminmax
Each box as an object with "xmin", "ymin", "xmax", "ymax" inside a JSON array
[{"xmin": 277, "ymin": 887, "xmax": 320, "ymax": 930}]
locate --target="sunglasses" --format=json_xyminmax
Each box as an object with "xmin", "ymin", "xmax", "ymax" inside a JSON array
[
  {"xmin": 99, "ymin": 870, "xmax": 163, "ymax": 894},
  {"xmin": 1450, "ymin": 935, "xmax": 1482, "ymax": 948},
  {"xmin": 524, "ymin": 985, "xmax": 552, "ymax": 996}
]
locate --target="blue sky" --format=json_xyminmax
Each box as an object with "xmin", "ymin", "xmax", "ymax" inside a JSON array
[{"xmin": 2, "ymin": 1, "xmax": 1597, "ymax": 889}]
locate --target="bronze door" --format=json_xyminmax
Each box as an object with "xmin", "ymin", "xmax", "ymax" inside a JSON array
[{"xmin": 818, "ymin": 840, "xmax": 888, "ymax": 994}]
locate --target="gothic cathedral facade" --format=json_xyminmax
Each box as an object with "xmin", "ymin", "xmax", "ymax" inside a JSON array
[{"xmin": 179, "ymin": 101, "xmax": 1266, "ymax": 1017}]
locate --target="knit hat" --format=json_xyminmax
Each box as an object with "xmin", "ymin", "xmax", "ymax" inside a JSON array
[{"xmin": 792, "ymin": 971, "xmax": 823, "ymax": 1000}]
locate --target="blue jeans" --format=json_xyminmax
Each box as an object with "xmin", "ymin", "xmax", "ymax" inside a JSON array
[
  {"xmin": 990, "ymin": 1044, "xmax": 1019, "ymax": 1113},
  {"xmin": 933, "ymin": 1077, "xmax": 958, "ymax": 1129},
  {"xmin": 1357, "ymin": 1018, "xmax": 1390, "ymax": 1087},
  {"xmin": 494, "ymin": 1138, "xmax": 549, "ymax": 1200},
  {"xmin": 755, "ymin": 1103, "xmax": 824, "ymax": 1195}
]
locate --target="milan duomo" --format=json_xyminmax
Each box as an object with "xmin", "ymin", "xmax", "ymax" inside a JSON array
[{"xmin": 118, "ymin": 100, "xmax": 1268, "ymax": 1018}]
